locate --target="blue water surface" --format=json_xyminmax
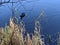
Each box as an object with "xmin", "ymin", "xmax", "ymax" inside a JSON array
[{"xmin": 0, "ymin": 0, "xmax": 60, "ymax": 45}]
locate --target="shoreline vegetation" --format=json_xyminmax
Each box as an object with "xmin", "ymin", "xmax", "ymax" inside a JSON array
[{"xmin": 0, "ymin": 16, "xmax": 45, "ymax": 45}]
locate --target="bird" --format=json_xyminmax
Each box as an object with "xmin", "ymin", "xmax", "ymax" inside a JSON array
[{"xmin": 20, "ymin": 12, "xmax": 26, "ymax": 20}]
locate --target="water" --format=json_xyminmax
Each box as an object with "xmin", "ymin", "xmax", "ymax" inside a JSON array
[{"xmin": 0, "ymin": 0, "xmax": 60, "ymax": 45}]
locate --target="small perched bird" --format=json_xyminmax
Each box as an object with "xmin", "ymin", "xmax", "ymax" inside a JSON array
[{"xmin": 20, "ymin": 12, "xmax": 25, "ymax": 20}]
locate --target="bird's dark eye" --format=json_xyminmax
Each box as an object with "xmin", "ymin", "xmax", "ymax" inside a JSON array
[{"xmin": 21, "ymin": 13, "xmax": 25, "ymax": 16}]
